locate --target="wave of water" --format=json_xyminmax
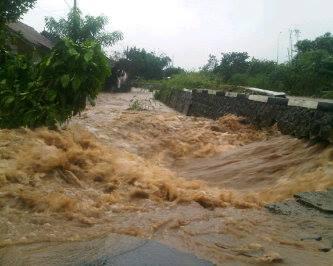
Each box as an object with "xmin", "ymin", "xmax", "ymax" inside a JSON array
[{"xmin": 0, "ymin": 91, "xmax": 332, "ymax": 265}]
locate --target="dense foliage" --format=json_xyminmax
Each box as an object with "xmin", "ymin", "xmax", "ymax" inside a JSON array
[
  {"xmin": 214, "ymin": 52, "xmax": 250, "ymax": 81},
  {"xmin": 288, "ymin": 33, "xmax": 333, "ymax": 98},
  {"xmin": 151, "ymin": 72, "xmax": 221, "ymax": 90},
  {"xmin": 145, "ymin": 72, "xmax": 243, "ymax": 97},
  {"xmin": 112, "ymin": 47, "xmax": 172, "ymax": 80},
  {"xmin": 0, "ymin": 1, "xmax": 111, "ymax": 128},
  {"xmin": 163, "ymin": 66, "xmax": 185, "ymax": 77},
  {"xmin": 153, "ymin": 72, "xmax": 242, "ymax": 103},
  {"xmin": 43, "ymin": 8, "xmax": 123, "ymax": 46},
  {"xmin": 0, "ymin": 39, "xmax": 110, "ymax": 128}
]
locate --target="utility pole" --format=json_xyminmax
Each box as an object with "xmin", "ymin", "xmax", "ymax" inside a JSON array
[
  {"xmin": 287, "ymin": 48, "xmax": 290, "ymax": 63},
  {"xmin": 288, "ymin": 29, "xmax": 301, "ymax": 62},
  {"xmin": 73, "ymin": 0, "xmax": 78, "ymax": 41},
  {"xmin": 276, "ymin": 32, "xmax": 282, "ymax": 64},
  {"xmin": 289, "ymin": 29, "xmax": 293, "ymax": 62},
  {"xmin": 294, "ymin": 29, "xmax": 301, "ymax": 43}
]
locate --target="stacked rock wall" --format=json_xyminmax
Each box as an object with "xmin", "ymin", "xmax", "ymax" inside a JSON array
[{"xmin": 160, "ymin": 89, "xmax": 333, "ymax": 143}]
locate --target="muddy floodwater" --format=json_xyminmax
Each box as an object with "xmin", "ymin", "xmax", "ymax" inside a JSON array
[{"xmin": 0, "ymin": 89, "xmax": 332, "ymax": 265}]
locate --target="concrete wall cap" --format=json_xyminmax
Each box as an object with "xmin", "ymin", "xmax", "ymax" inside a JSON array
[
  {"xmin": 225, "ymin": 92, "xmax": 238, "ymax": 97},
  {"xmin": 248, "ymin": 95, "xmax": 268, "ymax": 103},
  {"xmin": 288, "ymin": 98, "xmax": 318, "ymax": 109},
  {"xmin": 245, "ymin": 87, "xmax": 286, "ymax": 97}
]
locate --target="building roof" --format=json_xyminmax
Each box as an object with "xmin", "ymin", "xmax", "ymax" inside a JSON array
[{"xmin": 7, "ymin": 22, "xmax": 54, "ymax": 50}]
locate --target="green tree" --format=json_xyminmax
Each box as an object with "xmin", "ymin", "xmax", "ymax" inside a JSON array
[
  {"xmin": 163, "ymin": 66, "xmax": 185, "ymax": 77},
  {"xmin": 247, "ymin": 58, "xmax": 277, "ymax": 76},
  {"xmin": 201, "ymin": 54, "xmax": 218, "ymax": 72},
  {"xmin": 121, "ymin": 47, "xmax": 171, "ymax": 80},
  {"xmin": 296, "ymin": 32, "xmax": 333, "ymax": 55},
  {"xmin": 215, "ymin": 52, "xmax": 250, "ymax": 81},
  {"xmin": 0, "ymin": 0, "xmax": 37, "ymax": 48},
  {"xmin": 240, "ymin": 59, "xmax": 278, "ymax": 89},
  {"xmin": 0, "ymin": 0, "xmax": 36, "ymax": 24},
  {"xmin": 289, "ymin": 33, "xmax": 333, "ymax": 97},
  {"xmin": 43, "ymin": 8, "xmax": 123, "ymax": 46},
  {"xmin": 290, "ymin": 50, "xmax": 333, "ymax": 96}
]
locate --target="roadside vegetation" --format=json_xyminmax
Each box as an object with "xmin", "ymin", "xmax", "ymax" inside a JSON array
[
  {"xmin": 205, "ymin": 33, "xmax": 333, "ymax": 98},
  {"xmin": 140, "ymin": 33, "xmax": 333, "ymax": 99},
  {"xmin": 141, "ymin": 72, "xmax": 243, "ymax": 91}
]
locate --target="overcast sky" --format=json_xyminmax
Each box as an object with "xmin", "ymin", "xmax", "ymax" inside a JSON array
[{"xmin": 23, "ymin": 0, "xmax": 333, "ymax": 70}]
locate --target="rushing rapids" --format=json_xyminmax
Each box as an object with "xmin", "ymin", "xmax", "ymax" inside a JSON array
[{"xmin": 0, "ymin": 89, "xmax": 332, "ymax": 265}]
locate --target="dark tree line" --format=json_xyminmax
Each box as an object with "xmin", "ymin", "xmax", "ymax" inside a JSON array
[
  {"xmin": 108, "ymin": 47, "xmax": 185, "ymax": 88},
  {"xmin": 110, "ymin": 47, "xmax": 174, "ymax": 81}
]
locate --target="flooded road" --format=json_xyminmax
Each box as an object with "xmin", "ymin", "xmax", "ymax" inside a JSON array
[{"xmin": 0, "ymin": 89, "xmax": 332, "ymax": 265}]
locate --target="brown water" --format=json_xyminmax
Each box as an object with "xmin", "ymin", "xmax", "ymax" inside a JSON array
[{"xmin": 0, "ymin": 89, "xmax": 332, "ymax": 265}]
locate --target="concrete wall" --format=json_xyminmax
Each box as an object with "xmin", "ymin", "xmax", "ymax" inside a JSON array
[{"xmin": 160, "ymin": 89, "xmax": 333, "ymax": 143}]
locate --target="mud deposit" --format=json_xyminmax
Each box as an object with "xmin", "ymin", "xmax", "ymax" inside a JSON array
[{"xmin": 0, "ymin": 89, "xmax": 332, "ymax": 265}]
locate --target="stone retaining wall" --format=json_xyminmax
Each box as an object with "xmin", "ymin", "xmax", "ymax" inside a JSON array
[{"xmin": 160, "ymin": 89, "xmax": 333, "ymax": 143}]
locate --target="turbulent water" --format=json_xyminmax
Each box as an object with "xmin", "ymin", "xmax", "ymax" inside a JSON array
[{"xmin": 0, "ymin": 89, "xmax": 332, "ymax": 265}]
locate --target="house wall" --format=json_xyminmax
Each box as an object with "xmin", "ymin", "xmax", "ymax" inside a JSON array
[{"xmin": 7, "ymin": 30, "xmax": 50, "ymax": 60}]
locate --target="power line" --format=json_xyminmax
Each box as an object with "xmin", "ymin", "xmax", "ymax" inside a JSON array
[
  {"xmin": 33, "ymin": 6, "xmax": 67, "ymax": 16},
  {"xmin": 288, "ymin": 28, "xmax": 301, "ymax": 62},
  {"xmin": 64, "ymin": 0, "xmax": 71, "ymax": 8}
]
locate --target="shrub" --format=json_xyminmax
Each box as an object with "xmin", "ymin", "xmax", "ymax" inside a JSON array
[
  {"xmin": 146, "ymin": 72, "xmax": 243, "ymax": 92},
  {"xmin": 152, "ymin": 72, "xmax": 245, "ymax": 102},
  {"xmin": 154, "ymin": 86, "xmax": 177, "ymax": 103},
  {"xmin": 148, "ymin": 72, "xmax": 221, "ymax": 91},
  {"xmin": 229, "ymin": 73, "xmax": 249, "ymax": 86}
]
